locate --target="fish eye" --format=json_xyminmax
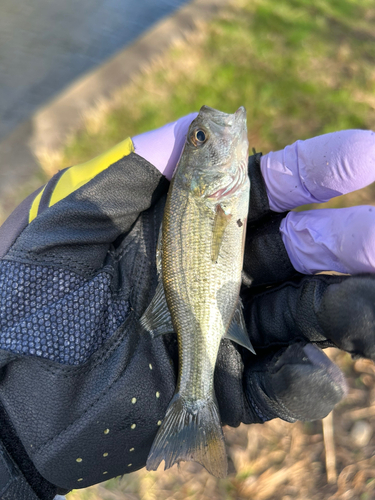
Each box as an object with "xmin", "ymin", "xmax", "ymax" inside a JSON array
[
  {"xmin": 196, "ymin": 130, "xmax": 206, "ymax": 142},
  {"xmin": 191, "ymin": 128, "xmax": 208, "ymax": 146}
]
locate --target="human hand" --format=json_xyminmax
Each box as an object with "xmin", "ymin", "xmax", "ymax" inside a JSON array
[
  {"xmin": 135, "ymin": 119, "xmax": 375, "ymax": 426},
  {"xmin": 238, "ymin": 130, "xmax": 375, "ymax": 425},
  {"xmin": 0, "ymin": 137, "xmax": 174, "ymax": 498},
  {"xmin": 0, "ymin": 114, "xmax": 374, "ymax": 499}
]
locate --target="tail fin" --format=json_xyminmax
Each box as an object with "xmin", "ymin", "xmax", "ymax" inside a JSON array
[{"xmin": 146, "ymin": 394, "xmax": 227, "ymax": 478}]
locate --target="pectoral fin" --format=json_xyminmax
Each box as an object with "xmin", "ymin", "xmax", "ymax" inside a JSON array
[
  {"xmin": 212, "ymin": 204, "xmax": 232, "ymax": 262},
  {"xmin": 140, "ymin": 281, "xmax": 174, "ymax": 337},
  {"xmin": 225, "ymin": 301, "xmax": 255, "ymax": 354}
]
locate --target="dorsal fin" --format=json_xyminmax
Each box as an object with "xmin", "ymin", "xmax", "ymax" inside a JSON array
[
  {"xmin": 156, "ymin": 222, "xmax": 163, "ymax": 276},
  {"xmin": 140, "ymin": 221, "xmax": 174, "ymax": 337},
  {"xmin": 140, "ymin": 281, "xmax": 174, "ymax": 337}
]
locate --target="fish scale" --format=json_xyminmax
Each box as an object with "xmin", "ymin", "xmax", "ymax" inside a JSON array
[
  {"xmin": 142, "ymin": 105, "xmax": 253, "ymax": 477},
  {"xmin": 164, "ymin": 193, "xmax": 225, "ymax": 398}
]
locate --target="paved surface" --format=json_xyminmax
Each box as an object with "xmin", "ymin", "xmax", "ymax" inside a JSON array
[
  {"xmin": 0, "ymin": 0, "xmax": 188, "ymax": 141},
  {"xmin": 0, "ymin": 0, "xmax": 228, "ymax": 219}
]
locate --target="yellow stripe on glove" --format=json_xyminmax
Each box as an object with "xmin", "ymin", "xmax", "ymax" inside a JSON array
[{"xmin": 29, "ymin": 137, "xmax": 134, "ymax": 223}]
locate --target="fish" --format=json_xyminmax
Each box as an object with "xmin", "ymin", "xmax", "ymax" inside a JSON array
[{"xmin": 141, "ymin": 105, "xmax": 254, "ymax": 478}]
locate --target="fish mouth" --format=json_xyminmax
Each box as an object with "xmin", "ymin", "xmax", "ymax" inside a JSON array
[
  {"xmin": 206, "ymin": 158, "xmax": 248, "ymax": 200},
  {"xmin": 234, "ymin": 106, "xmax": 246, "ymax": 121},
  {"xmin": 198, "ymin": 105, "xmax": 247, "ymax": 129}
]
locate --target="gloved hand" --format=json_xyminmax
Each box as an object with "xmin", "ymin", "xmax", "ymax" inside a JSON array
[
  {"xmin": 0, "ymin": 113, "xmax": 374, "ymax": 500},
  {"xmin": 135, "ymin": 119, "xmax": 375, "ymax": 425}
]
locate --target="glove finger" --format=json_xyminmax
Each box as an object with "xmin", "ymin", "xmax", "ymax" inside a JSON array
[
  {"xmin": 281, "ymin": 205, "xmax": 375, "ymax": 275},
  {"xmin": 244, "ymin": 203, "xmax": 375, "ymax": 284},
  {"xmin": 132, "ymin": 112, "xmax": 198, "ymax": 180},
  {"xmin": 244, "ymin": 343, "xmax": 347, "ymax": 423},
  {"xmin": 244, "ymin": 210, "xmax": 298, "ymax": 287},
  {"xmin": 317, "ymin": 275, "xmax": 375, "ymax": 360},
  {"xmin": 242, "ymin": 274, "xmax": 375, "ymax": 361},
  {"xmin": 261, "ymin": 129, "xmax": 375, "ymax": 212}
]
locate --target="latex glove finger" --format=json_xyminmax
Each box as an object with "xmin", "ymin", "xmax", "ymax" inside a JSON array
[
  {"xmin": 280, "ymin": 205, "xmax": 375, "ymax": 274},
  {"xmin": 132, "ymin": 112, "xmax": 198, "ymax": 180},
  {"xmin": 243, "ymin": 344, "xmax": 347, "ymax": 423},
  {"xmin": 242, "ymin": 274, "xmax": 375, "ymax": 361},
  {"xmin": 261, "ymin": 130, "xmax": 375, "ymax": 211}
]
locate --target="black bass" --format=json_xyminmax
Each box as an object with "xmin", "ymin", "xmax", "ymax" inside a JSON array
[{"xmin": 141, "ymin": 105, "xmax": 254, "ymax": 478}]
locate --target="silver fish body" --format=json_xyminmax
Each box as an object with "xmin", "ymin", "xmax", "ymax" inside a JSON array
[{"xmin": 142, "ymin": 105, "xmax": 253, "ymax": 477}]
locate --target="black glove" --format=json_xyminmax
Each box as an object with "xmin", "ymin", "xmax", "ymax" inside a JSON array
[{"xmin": 0, "ymin": 137, "xmax": 371, "ymax": 499}]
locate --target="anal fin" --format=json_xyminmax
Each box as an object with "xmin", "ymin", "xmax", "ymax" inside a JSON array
[{"xmin": 225, "ymin": 300, "xmax": 255, "ymax": 354}]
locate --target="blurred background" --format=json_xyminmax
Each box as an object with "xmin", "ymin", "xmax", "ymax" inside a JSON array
[{"xmin": 1, "ymin": 0, "xmax": 375, "ymax": 498}]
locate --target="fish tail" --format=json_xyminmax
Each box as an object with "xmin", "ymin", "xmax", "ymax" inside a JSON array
[{"xmin": 146, "ymin": 394, "xmax": 227, "ymax": 478}]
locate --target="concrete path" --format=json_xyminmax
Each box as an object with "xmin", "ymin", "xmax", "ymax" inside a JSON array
[
  {"xmin": 0, "ymin": 0, "xmax": 228, "ymax": 217},
  {"xmin": 0, "ymin": 0, "xmax": 188, "ymax": 141}
]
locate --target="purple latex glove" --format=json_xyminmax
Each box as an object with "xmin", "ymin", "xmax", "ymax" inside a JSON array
[
  {"xmin": 132, "ymin": 113, "xmax": 198, "ymax": 180},
  {"xmin": 263, "ymin": 131, "xmax": 375, "ymax": 274},
  {"xmin": 133, "ymin": 117, "xmax": 375, "ymax": 276}
]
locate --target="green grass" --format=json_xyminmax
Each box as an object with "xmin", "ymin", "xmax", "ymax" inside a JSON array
[{"xmin": 52, "ymin": 0, "xmax": 375, "ymax": 177}]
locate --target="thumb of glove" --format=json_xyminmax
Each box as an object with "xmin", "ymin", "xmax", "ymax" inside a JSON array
[{"xmin": 244, "ymin": 343, "xmax": 348, "ymax": 423}]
